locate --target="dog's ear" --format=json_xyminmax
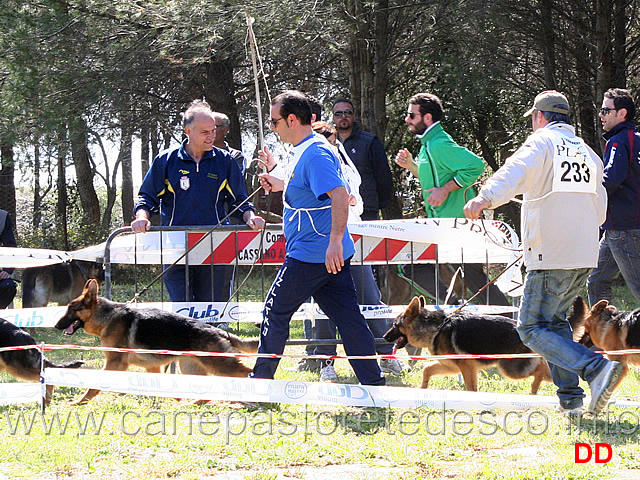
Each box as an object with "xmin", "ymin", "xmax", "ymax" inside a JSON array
[
  {"xmin": 418, "ymin": 296, "xmax": 426, "ymax": 308},
  {"xmin": 571, "ymin": 296, "xmax": 587, "ymax": 318},
  {"xmin": 86, "ymin": 279, "xmax": 99, "ymax": 298},
  {"xmin": 408, "ymin": 296, "xmax": 422, "ymax": 314},
  {"xmin": 591, "ymin": 299, "xmax": 610, "ymax": 316}
]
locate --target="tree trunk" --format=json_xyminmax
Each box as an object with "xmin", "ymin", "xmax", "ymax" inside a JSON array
[
  {"xmin": 204, "ymin": 59, "xmax": 243, "ymax": 151},
  {"xmin": 540, "ymin": 0, "xmax": 558, "ymax": 89},
  {"xmin": 595, "ymin": 0, "xmax": 613, "ymax": 106},
  {"xmin": 611, "ymin": 0, "xmax": 627, "ymax": 86},
  {"xmin": 32, "ymin": 142, "xmax": 42, "ymax": 229},
  {"xmin": 0, "ymin": 139, "xmax": 16, "ymax": 222},
  {"xmin": 120, "ymin": 123, "xmax": 135, "ymax": 225},
  {"xmin": 140, "ymin": 123, "xmax": 150, "ymax": 179},
  {"xmin": 69, "ymin": 116, "xmax": 100, "ymax": 226},
  {"xmin": 56, "ymin": 128, "xmax": 69, "ymax": 251}
]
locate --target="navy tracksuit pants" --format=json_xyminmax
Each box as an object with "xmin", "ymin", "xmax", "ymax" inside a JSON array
[{"xmin": 250, "ymin": 257, "xmax": 385, "ymax": 386}]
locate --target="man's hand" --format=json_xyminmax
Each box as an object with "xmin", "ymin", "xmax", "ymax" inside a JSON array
[
  {"xmin": 395, "ymin": 148, "xmax": 418, "ymax": 176},
  {"xmin": 259, "ymin": 172, "xmax": 284, "ymax": 193},
  {"xmin": 325, "ymin": 241, "xmax": 344, "ymax": 274},
  {"xmin": 464, "ymin": 197, "xmax": 490, "ymax": 219},
  {"xmin": 131, "ymin": 210, "xmax": 151, "ymax": 233},
  {"xmin": 254, "ymin": 146, "xmax": 277, "ymax": 172},
  {"xmin": 424, "ymin": 186, "xmax": 449, "ymax": 207},
  {"xmin": 244, "ymin": 211, "xmax": 266, "ymax": 230}
]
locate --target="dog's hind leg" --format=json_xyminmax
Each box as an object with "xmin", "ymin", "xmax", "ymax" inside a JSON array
[
  {"xmin": 529, "ymin": 360, "xmax": 552, "ymax": 395},
  {"xmin": 421, "ymin": 361, "xmax": 459, "ymax": 389}
]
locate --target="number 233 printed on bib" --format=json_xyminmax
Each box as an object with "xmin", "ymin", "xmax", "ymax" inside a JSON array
[{"xmin": 551, "ymin": 136, "xmax": 597, "ymax": 194}]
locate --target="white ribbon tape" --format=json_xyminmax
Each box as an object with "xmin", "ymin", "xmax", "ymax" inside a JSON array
[
  {"xmin": 0, "ymin": 383, "xmax": 42, "ymax": 406},
  {"xmin": 45, "ymin": 368, "xmax": 563, "ymax": 410}
]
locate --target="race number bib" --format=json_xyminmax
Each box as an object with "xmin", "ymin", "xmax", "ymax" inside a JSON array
[{"xmin": 551, "ymin": 134, "xmax": 597, "ymax": 194}]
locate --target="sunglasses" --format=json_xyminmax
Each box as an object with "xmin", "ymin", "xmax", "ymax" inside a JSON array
[
  {"xmin": 333, "ymin": 110, "xmax": 354, "ymax": 118},
  {"xmin": 269, "ymin": 117, "xmax": 285, "ymax": 127},
  {"xmin": 599, "ymin": 107, "xmax": 618, "ymax": 116},
  {"xmin": 406, "ymin": 112, "xmax": 422, "ymax": 119}
]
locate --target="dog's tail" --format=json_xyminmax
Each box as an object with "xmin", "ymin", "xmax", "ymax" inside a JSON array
[
  {"xmin": 567, "ymin": 296, "xmax": 590, "ymax": 344},
  {"xmin": 43, "ymin": 359, "xmax": 85, "ymax": 369},
  {"xmin": 21, "ymin": 268, "xmax": 38, "ymax": 308},
  {"xmin": 225, "ymin": 332, "xmax": 259, "ymax": 353}
]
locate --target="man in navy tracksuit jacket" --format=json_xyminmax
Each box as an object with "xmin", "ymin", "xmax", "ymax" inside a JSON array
[
  {"xmin": 588, "ymin": 88, "xmax": 640, "ymax": 304},
  {"xmin": 132, "ymin": 99, "xmax": 264, "ymax": 302}
]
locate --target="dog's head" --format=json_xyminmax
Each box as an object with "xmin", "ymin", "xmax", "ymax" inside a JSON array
[
  {"xmin": 568, "ymin": 296, "xmax": 618, "ymax": 347},
  {"xmin": 383, "ymin": 295, "xmax": 426, "ymax": 349},
  {"xmin": 55, "ymin": 279, "xmax": 100, "ymax": 335}
]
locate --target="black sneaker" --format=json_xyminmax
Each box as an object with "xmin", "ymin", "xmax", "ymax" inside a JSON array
[{"xmin": 284, "ymin": 358, "xmax": 320, "ymax": 373}]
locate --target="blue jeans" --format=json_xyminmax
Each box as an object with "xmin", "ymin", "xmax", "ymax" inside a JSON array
[
  {"xmin": 163, "ymin": 264, "xmax": 233, "ymax": 302},
  {"xmin": 313, "ymin": 264, "xmax": 393, "ymax": 357},
  {"xmin": 587, "ymin": 229, "xmax": 640, "ymax": 305},
  {"xmin": 517, "ymin": 269, "xmax": 609, "ymax": 409},
  {"xmin": 251, "ymin": 257, "xmax": 385, "ymax": 385}
]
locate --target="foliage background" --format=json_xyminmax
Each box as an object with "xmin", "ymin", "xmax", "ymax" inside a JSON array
[{"xmin": 1, "ymin": 0, "xmax": 638, "ymax": 248}]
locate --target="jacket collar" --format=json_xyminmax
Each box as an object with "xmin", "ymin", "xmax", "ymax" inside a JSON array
[
  {"xmin": 419, "ymin": 121, "xmax": 443, "ymax": 143},
  {"xmin": 603, "ymin": 121, "xmax": 637, "ymax": 141},
  {"xmin": 178, "ymin": 138, "xmax": 215, "ymax": 163}
]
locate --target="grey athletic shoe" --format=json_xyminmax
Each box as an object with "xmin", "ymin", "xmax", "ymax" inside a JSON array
[
  {"xmin": 320, "ymin": 364, "xmax": 338, "ymax": 383},
  {"xmin": 588, "ymin": 361, "xmax": 624, "ymax": 415},
  {"xmin": 379, "ymin": 358, "xmax": 410, "ymax": 375}
]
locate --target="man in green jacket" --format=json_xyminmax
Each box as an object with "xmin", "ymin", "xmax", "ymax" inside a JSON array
[
  {"xmin": 395, "ymin": 92, "xmax": 508, "ymax": 305},
  {"xmin": 396, "ymin": 93, "xmax": 484, "ymax": 216}
]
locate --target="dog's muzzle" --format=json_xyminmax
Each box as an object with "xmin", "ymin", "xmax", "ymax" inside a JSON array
[
  {"xmin": 54, "ymin": 316, "xmax": 84, "ymax": 335},
  {"xmin": 383, "ymin": 325, "xmax": 408, "ymax": 349}
]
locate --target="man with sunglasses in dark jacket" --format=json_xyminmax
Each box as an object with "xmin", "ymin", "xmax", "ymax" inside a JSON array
[
  {"xmin": 587, "ymin": 88, "xmax": 640, "ymax": 305},
  {"xmin": 332, "ymin": 98, "xmax": 393, "ymax": 221}
]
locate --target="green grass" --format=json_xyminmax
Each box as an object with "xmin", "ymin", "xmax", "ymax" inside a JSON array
[{"xmin": 0, "ymin": 280, "xmax": 639, "ymax": 478}]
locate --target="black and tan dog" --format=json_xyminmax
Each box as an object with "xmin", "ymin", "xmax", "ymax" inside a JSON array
[
  {"xmin": 54, "ymin": 279, "xmax": 259, "ymax": 404},
  {"xmin": 569, "ymin": 296, "xmax": 640, "ymax": 384},
  {"xmin": 22, "ymin": 260, "xmax": 105, "ymax": 308},
  {"xmin": 383, "ymin": 296, "xmax": 551, "ymax": 393},
  {"xmin": 0, "ymin": 318, "xmax": 83, "ymax": 403}
]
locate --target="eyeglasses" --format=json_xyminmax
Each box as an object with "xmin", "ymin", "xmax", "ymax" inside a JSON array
[
  {"xmin": 269, "ymin": 117, "xmax": 285, "ymax": 127},
  {"xmin": 599, "ymin": 107, "xmax": 618, "ymax": 116},
  {"xmin": 333, "ymin": 110, "xmax": 354, "ymax": 118},
  {"xmin": 406, "ymin": 112, "xmax": 422, "ymax": 119}
]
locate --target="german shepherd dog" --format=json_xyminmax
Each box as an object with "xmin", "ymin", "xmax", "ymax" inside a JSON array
[
  {"xmin": 54, "ymin": 279, "xmax": 259, "ymax": 405},
  {"xmin": 22, "ymin": 260, "xmax": 105, "ymax": 308},
  {"xmin": 383, "ymin": 296, "xmax": 551, "ymax": 393},
  {"xmin": 0, "ymin": 318, "xmax": 83, "ymax": 403},
  {"xmin": 569, "ymin": 296, "xmax": 640, "ymax": 384}
]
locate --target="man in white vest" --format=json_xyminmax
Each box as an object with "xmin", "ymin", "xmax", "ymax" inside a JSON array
[{"xmin": 464, "ymin": 90, "xmax": 622, "ymax": 416}]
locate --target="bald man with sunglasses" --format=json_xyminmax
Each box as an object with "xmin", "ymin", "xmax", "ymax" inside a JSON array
[{"xmin": 333, "ymin": 98, "xmax": 393, "ymax": 221}]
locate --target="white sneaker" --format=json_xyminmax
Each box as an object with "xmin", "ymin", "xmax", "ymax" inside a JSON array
[
  {"xmin": 320, "ymin": 364, "xmax": 338, "ymax": 383},
  {"xmin": 557, "ymin": 405, "xmax": 583, "ymax": 417},
  {"xmin": 379, "ymin": 358, "xmax": 410, "ymax": 375}
]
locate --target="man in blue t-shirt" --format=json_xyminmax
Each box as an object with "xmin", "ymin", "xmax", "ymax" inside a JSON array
[{"xmin": 250, "ymin": 90, "xmax": 385, "ymax": 386}]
